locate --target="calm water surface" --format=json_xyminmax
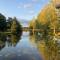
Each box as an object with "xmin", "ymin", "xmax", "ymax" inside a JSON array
[
  {"xmin": 0, "ymin": 32, "xmax": 43, "ymax": 60},
  {"xmin": 0, "ymin": 32, "xmax": 60, "ymax": 60}
]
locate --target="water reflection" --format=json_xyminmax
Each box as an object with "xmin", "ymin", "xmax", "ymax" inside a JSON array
[
  {"xmin": 6, "ymin": 34, "xmax": 21, "ymax": 47},
  {"xmin": 0, "ymin": 34, "xmax": 6, "ymax": 51},
  {"xmin": 0, "ymin": 34, "xmax": 22, "ymax": 50},
  {"xmin": 0, "ymin": 32, "xmax": 60, "ymax": 60},
  {"xmin": 0, "ymin": 32, "xmax": 43, "ymax": 60},
  {"xmin": 29, "ymin": 34, "xmax": 60, "ymax": 60}
]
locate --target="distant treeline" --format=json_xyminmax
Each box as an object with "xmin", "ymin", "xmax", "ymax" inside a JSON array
[{"xmin": 0, "ymin": 13, "xmax": 22, "ymax": 35}]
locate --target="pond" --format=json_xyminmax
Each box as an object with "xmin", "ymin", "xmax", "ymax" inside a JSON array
[{"xmin": 0, "ymin": 32, "xmax": 60, "ymax": 60}]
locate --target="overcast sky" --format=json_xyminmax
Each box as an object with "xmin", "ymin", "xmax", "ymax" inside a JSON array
[{"xmin": 0, "ymin": 0, "xmax": 49, "ymax": 20}]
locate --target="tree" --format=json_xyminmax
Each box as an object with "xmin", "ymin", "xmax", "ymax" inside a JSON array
[
  {"xmin": 29, "ymin": 19, "xmax": 36, "ymax": 35},
  {"xmin": 11, "ymin": 17, "xmax": 22, "ymax": 35},
  {"xmin": 37, "ymin": 4, "xmax": 57, "ymax": 25},
  {"xmin": 7, "ymin": 17, "xmax": 13, "ymax": 31},
  {"xmin": 0, "ymin": 13, "xmax": 6, "ymax": 31},
  {"xmin": 37, "ymin": 4, "xmax": 58, "ymax": 35}
]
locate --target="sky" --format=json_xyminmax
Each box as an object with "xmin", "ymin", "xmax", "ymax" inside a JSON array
[{"xmin": 0, "ymin": 0, "xmax": 49, "ymax": 21}]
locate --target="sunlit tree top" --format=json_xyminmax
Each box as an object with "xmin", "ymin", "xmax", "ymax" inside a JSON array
[{"xmin": 52, "ymin": 0, "xmax": 60, "ymax": 6}]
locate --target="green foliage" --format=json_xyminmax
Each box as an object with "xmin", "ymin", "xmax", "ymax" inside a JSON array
[
  {"xmin": 10, "ymin": 17, "xmax": 22, "ymax": 35},
  {"xmin": 7, "ymin": 17, "xmax": 12, "ymax": 30},
  {"xmin": 0, "ymin": 13, "xmax": 6, "ymax": 31},
  {"xmin": 0, "ymin": 13, "xmax": 22, "ymax": 36}
]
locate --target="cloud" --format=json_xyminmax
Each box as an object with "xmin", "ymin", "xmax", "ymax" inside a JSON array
[
  {"xmin": 18, "ymin": 0, "xmax": 39, "ymax": 9},
  {"xmin": 23, "ymin": 3, "xmax": 32, "ymax": 8},
  {"xmin": 18, "ymin": 3, "xmax": 33, "ymax": 9}
]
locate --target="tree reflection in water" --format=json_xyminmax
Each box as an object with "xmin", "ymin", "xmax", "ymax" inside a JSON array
[
  {"xmin": 0, "ymin": 33, "xmax": 22, "ymax": 50},
  {"xmin": 0, "ymin": 34, "xmax": 6, "ymax": 51},
  {"xmin": 29, "ymin": 34, "xmax": 60, "ymax": 60},
  {"xmin": 6, "ymin": 34, "xmax": 22, "ymax": 47}
]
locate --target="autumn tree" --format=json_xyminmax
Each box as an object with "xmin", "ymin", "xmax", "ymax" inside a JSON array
[{"xmin": 37, "ymin": 4, "xmax": 58, "ymax": 35}]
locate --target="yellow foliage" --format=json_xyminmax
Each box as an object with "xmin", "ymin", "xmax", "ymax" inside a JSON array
[
  {"xmin": 29, "ymin": 19, "xmax": 36, "ymax": 28},
  {"xmin": 52, "ymin": 0, "xmax": 60, "ymax": 5},
  {"xmin": 37, "ymin": 4, "xmax": 57, "ymax": 25}
]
